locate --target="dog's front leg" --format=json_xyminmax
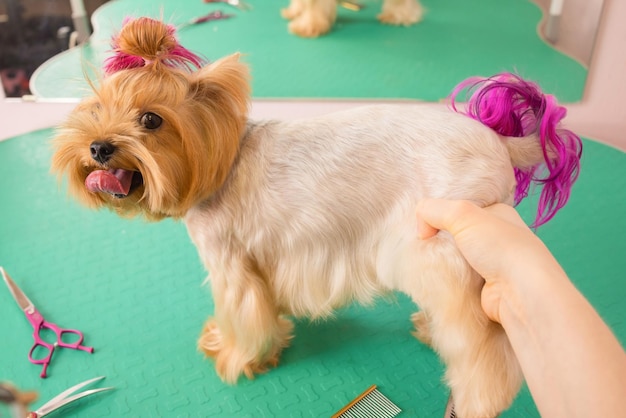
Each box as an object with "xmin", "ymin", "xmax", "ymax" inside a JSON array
[
  {"xmin": 281, "ymin": 0, "xmax": 305, "ymax": 20},
  {"xmin": 286, "ymin": 0, "xmax": 337, "ymax": 37},
  {"xmin": 378, "ymin": 0, "xmax": 423, "ymax": 26},
  {"xmin": 198, "ymin": 255, "xmax": 294, "ymax": 383}
]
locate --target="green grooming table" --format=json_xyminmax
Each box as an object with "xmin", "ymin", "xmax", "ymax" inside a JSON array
[
  {"xmin": 0, "ymin": 129, "xmax": 624, "ymax": 417},
  {"xmin": 3, "ymin": 0, "xmax": 621, "ymax": 416},
  {"xmin": 30, "ymin": 0, "xmax": 587, "ymax": 102}
]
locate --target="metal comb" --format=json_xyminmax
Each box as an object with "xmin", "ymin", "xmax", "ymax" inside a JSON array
[{"xmin": 333, "ymin": 385, "xmax": 401, "ymax": 418}]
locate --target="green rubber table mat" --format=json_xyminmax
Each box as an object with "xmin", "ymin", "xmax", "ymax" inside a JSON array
[
  {"xmin": 30, "ymin": 0, "xmax": 587, "ymax": 102},
  {"xmin": 0, "ymin": 127, "xmax": 624, "ymax": 416}
]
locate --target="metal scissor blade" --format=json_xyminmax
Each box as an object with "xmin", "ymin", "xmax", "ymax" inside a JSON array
[
  {"xmin": 0, "ymin": 266, "xmax": 34, "ymax": 312},
  {"xmin": 35, "ymin": 376, "xmax": 113, "ymax": 416},
  {"xmin": 36, "ymin": 388, "xmax": 114, "ymax": 416}
]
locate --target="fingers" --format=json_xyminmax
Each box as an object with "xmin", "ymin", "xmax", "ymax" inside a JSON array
[
  {"xmin": 415, "ymin": 199, "xmax": 479, "ymax": 239},
  {"xmin": 415, "ymin": 215, "xmax": 439, "ymax": 239},
  {"xmin": 483, "ymin": 204, "xmax": 528, "ymax": 228},
  {"xmin": 416, "ymin": 199, "xmax": 527, "ymax": 240}
]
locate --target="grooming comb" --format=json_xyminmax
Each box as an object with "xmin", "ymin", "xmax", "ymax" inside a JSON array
[
  {"xmin": 444, "ymin": 394, "xmax": 456, "ymax": 418},
  {"xmin": 332, "ymin": 385, "xmax": 401, "ymax": 418},
  {"xmin": 339, "ymin": 0, "xmax": 364, "ymax": 11}
]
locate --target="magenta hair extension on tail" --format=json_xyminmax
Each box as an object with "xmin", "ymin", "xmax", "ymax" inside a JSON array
[
  {"xmin": 450, "ymin": 73, "xmax": 583, "ymax": 227},
  {"xmin": 103, "ymin": 17, "xmax": 206, "ymax": 76}
]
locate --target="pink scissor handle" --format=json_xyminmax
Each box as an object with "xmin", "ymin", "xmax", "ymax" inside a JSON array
[{"xmin": 25, "ymin": 308, "xmax": 94, "ymax": 378}]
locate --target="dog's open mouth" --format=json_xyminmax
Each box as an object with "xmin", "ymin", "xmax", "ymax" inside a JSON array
[{"xmin": 85, "ymin": 168, "xmax": 143, "ymax": 198}]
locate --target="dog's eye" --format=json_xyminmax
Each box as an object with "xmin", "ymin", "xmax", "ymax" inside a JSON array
[{"xmin": 140, "ymin": 112, "xmax": 163, "ymax": 130}]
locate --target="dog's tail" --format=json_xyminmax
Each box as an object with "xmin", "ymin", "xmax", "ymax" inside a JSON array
[{"xmin": 450, "ymin": 73, "xmax": 583, "ymax": 227}]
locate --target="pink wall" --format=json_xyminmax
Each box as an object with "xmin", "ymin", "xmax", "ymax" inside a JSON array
[{"xmin": 564, "ymin": 0, "xmax": 626, "ymax": 151}]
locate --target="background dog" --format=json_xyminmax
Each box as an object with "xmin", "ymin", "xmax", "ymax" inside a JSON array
[
  {"xmin": 281, "ymin": 0, "xmax": 424, "ymax": 37},
  {"xmin": 51, "ymin": 17, "xmax": 582, "ymax": 417}
]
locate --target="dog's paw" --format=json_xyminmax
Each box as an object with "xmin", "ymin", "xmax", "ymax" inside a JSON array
[
  {"xmin": 281, "ymin": 5, "xmax": 302, "ymax": 20},
  {"xmin": 378, "ymin": 0, "xmax": 423, "ymax": 26},
  {"xmin": 198, "ymin": 317, "xmax": 294, "ymax": 383},
  {"xmin": 281, "ymin": 0, "xmax": 304, "ymax": 20},
  {"xmin": 440, "ymin": 323, "xmax": 523, "ymax": 418},
  {"xmin": 288, "ymin": 11, "xmax": 334, "ymax": 37},
  {"xmin": 410, "ymin": 311, "xmax": 432, "ymax": 346}
]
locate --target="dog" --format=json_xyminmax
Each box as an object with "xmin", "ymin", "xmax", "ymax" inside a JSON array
[
  {"xmin": 281, "ymin": 0, "xmax": 424, "ymax": 37},
  {"xmin": 51, "ymin": 17, "xmax": 582, "ymax": 417}
]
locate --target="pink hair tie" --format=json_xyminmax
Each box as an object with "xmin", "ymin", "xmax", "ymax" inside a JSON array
[{"xmin": 103, "ymin": 17, "xmax": 207, "ymax": 76}]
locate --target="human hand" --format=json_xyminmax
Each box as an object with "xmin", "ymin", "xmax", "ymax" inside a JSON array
[{"xmin": 415, "ymin": 199, "xmax": 559, "ymax": 323}]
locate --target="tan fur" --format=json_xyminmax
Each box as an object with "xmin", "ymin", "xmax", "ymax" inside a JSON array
[
  {"xmin": 52, "ymin": 53, "xmax": 249, "ymax": 220},
  {"xmin": 49, "ymin": 19, "xmax": 555, "ymax": 418},
  {"xmin": 281, "ymin": 0, "xmax": 423, "ymax": 37},
  {"xmin": 116, "ymin": 17, "xmax": 179, "ymax": 63}
]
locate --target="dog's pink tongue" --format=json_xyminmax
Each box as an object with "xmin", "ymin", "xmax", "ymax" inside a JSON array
[{"xmin": 85, "ymin": 169, "xmax": 134, "ymax": 196}]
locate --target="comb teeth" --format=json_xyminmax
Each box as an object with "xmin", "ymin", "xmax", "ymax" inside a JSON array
[
  {"xmin": 333, "ymin": 385, "xmax": 401, "ymax": 418},
  {"xmin": 445, "ymin": 394, "xmax": 457, "ymax": 418}
]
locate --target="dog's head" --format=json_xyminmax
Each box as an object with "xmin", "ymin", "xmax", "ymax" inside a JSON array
[{"xmin": 51, "ymin": 17, "xmax": 250, "ymax": 220}]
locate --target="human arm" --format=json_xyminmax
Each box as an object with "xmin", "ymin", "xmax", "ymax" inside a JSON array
[{"xmin": 415, "ymin": 199, "xmax": 626, "ymax": 418}]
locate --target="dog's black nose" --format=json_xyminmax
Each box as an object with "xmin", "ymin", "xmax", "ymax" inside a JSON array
[{"xmin": 90, "ymin": 141, "xmax": 115, "ymax": 164}]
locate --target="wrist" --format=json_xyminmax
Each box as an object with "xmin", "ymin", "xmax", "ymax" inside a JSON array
[{"xmin": 497, "ymin": 252, "xmax": 570, "ymax": 332}]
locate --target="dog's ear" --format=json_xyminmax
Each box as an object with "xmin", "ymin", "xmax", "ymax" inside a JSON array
[
  {"xmin": 189, "ymin": 53, "xmax": 251, "ymax": 119},
  {"xmin": 175, "ymin": 54, "xmax": 251, "ymax": 209}
]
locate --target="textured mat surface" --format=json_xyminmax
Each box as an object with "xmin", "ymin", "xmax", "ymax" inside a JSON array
[
  {"xmin": 31, "ymin": 0, "xmax": 586, "ymax": 102},
  {"xmin": 0, "ymin": 127, "xmax": 624, "ymax": 417},
  {"xmin": 2, "ymin": 0, "xmax": 617, "ymax": 415}
]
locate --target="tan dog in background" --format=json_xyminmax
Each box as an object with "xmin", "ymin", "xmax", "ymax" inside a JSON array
[
  {"xmin": 51, "ymin": 18, "xmax": 582, "ymax": 417},
  {"xmin": 281, "ymin": 0, "xmax": 424, "ymax": 37}
]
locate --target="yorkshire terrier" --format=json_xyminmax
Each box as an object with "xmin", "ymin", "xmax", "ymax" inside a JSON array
[
  {"xmin": 281, "ymin": 0, "xmax": 424, "ymax": 37},
  {"xmin": 52, "ymin": 18, "xmax": 582, "ymax": 418}
]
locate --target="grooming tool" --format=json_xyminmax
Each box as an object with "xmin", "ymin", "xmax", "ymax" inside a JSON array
[
  {"xmin": 333, "ymin": 385, "xmax": 401, "ymax": 418},
  {"xmin": 444, "ymin": 394, "xmax": 456, "ymax": 418},
  {"xmin": 26, "ymin": 376, "xmax": 112, "ymax": 418},
  {"xmin": 179, "ymin": 11, "xmax": 235, "ymax": 30},
  {"xmin": 0, "ymin": 382, "xmax": 38, "ymax": 418},
  {"xmin": 203, "ymin": 0, "xmax": 253, "ymax": 11},
  {"xmin": 340, "ymin": 1, "xmax": 364, "ymax": 11},
  {"xmin": 1, "ymin": 267, "xmax": 94, "ymax": 378}
]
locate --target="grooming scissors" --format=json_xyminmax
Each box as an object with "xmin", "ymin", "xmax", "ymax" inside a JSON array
[
  {"xmin": 179, "ymin": 11, "xmax": 235, "ymax": 30},
  {"xmin": 1, "ymin": 267, "xmax": 94, "ymax": 378},
  {"xmin": 27, "ymin": 376, "xmax": 113, "ymax": 418},
  {"xmin": 203, "ymin": 0, "xmax": 253, "ymax": 11}
]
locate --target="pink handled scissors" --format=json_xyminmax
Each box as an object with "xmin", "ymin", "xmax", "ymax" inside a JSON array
[{"xmin": 1, "ymin": 267, "xmax": 94, "ymax": 378}]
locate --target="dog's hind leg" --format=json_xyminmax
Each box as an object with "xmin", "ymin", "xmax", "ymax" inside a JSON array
[
  {"xmin": 198, "ymin": 254, "xmax": 293, "ymax": 383},
  {"xmin": 411, "ymin": 310, "xmax": 433, "ymax": 346},
  {"xmin": 400, "ymin": 235, "xmax": 523, "ymax": 417}
]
